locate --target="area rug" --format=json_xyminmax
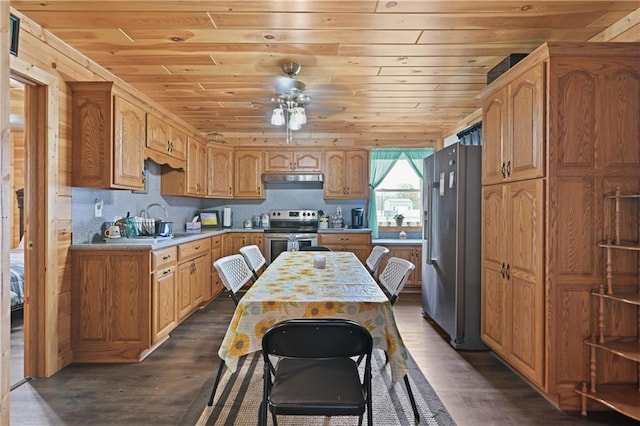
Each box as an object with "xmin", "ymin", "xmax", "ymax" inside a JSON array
[{"xmin": 186, "ymin": 350, "xmax": 456, "ymax": 426}]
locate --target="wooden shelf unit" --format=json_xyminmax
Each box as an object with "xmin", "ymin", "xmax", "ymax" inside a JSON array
[{"xmin": 576, "ymin": 188, "xmax": 640, "ymax": 422}]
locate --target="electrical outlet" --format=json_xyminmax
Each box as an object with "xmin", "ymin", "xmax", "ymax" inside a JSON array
[{"xmin": 94, "ymin": 199, "xmax": 103, "ymax": 218}]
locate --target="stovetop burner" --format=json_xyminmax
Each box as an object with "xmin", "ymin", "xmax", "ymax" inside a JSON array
[{"xmin": 268, "ymin": 209, "xmax": 319, "ymax": 233}]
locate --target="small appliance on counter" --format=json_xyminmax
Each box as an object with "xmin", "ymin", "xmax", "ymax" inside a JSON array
[
  {"xmin": 222, "ymin": 207, "xmax": 233, "ymax": 228},
  {"xmin": 351, "ymin": 208, "xmax": 365, "ymax": 229}
]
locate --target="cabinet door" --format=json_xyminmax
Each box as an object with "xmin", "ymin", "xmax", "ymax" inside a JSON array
[
  {"xmin": 506, "ymin": 179, "xmax": 544, "ymax": 386},
  {"xmin": 410, "ymin": 246, "xmax": 422, "ymax": 287},
  {"xmin": 264, "ymin": 152, "xmax": 294, "ymax": 171},
  {"xmin": 72, "ymin": 251, "xmax": 150, "ymax": 362},
  {"xmin": 146, "ymin": 113, "xmax": 171, "ymax": 156},
  {"xmin": 186, "ymin": 138, "xmax": 206, "ymax": 195},
  {"xmin": 346, "ymin": 151, "xmax": 368, "ymax": 198},
  {"xmin": 324, "ymin": 151, "xmax": 347, "ymax": 198},
  {"xmin": 382, "ymin": 246, "xmax": 420, "ymax": 289},
  {"xmin": 293, "ymin": 151, "xmax": 322, "ymax": 171},
  {"xmin": 207, "ymin": 145, "xmax": 233, "ymax": 198},
  {"xmin": 191, "ymin": 253, "xmax": 211, "ymax": 308},
  {"xmin": 481, "ymin": 185, "xmax": 509, "ymax": 354},
  {"xmin": 113, "ymin": 97, "xmax": 145, "ymax": 190},
  {"xmin": 176, "ymin": 262, "xmax": 193, "ymax": 321},
  {"xmin": 234, "ymin": 150, "xmax": 264, "ymax": 198},
  {"xmin": 209, "ymin": 236, "xmax": 224, "ymax": 300},
  {"xmin": 169, "ymin": 127, "xmax": 187, "ymax": 161},
  {"xmin": 224, "ymin": 233, "xmax": 248, "ymax": 255},
  {"xmin": 508, "ymin": 64, "xmax": 544, "ymax": 182},
  {"xmin": 482, "ymin": 88, "xmax": 508, "ymax": 185},
  {"xmin": 152, "ymin": 266, "xmax": 177, "ymax": 342}
]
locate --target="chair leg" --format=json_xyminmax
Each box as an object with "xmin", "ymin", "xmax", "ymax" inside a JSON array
[
  {"xmin": 207, "ymin": 358, "xmax": 227, "ymax": 406},
  {"xmin": 403, "ymin": 374, "xmax": 420, "ymax": 422}
]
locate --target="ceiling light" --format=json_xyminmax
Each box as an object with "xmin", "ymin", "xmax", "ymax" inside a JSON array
[{"xmin": 270, "ymin": 62, "xmax": 311, "ymax": 143}]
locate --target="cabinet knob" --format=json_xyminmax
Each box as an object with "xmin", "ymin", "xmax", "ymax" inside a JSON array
[
  {"xmin": 500, "ymin": 162, "xmax": 506, "ymax": 178},
  {"xmin": 501, "ymin": 262, "xmax": 506, "ymax": 278},
  {"xmin": 505, "ymin": 263, "xmax": 510, "ymax": 280},
  {"xmin": 506, "ymin": 160, "xmax": 512, "ymax": 177}
]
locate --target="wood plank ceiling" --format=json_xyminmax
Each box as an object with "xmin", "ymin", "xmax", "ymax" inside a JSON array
[{"xmin": 10, "ymin": 1, "xmax": 640, "ymax": 147}]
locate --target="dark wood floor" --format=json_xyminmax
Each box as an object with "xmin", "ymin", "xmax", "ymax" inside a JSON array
[{"xmin": 9, "ymin": 293, "xmax": 638, "ymax": 425}]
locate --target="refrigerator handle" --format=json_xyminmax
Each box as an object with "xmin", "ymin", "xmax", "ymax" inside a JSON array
[{"xmin": 425, "ymin": 180, "xmax": 434, "ymax": 265}]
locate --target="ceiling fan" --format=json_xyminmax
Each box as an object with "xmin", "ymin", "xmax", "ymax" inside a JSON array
[{"xmin": 273, "ymin": 61, "xmax": 311, "ymax": 106}]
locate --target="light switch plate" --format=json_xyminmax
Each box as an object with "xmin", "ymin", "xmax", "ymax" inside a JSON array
[{"xmin": 94, "ymin": 199, "xmax": 103, "ymax": 218}]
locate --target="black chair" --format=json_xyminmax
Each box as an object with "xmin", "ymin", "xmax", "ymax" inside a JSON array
[
  {"xmin": 299, "ymin": 246, "xmax": 332, "ymax": 251},
  {"xmin": 260, "ymin": 319, "xmax": 373, "ymax": 426}
]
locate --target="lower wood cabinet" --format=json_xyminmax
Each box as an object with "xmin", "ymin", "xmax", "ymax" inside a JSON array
[
  {"xmin": 72, "ymin": 250, "xmax": 151, "ymax": 363},
  {"xmin": 72, "ymin": 236, "xmax": 214, "ymax": 363},
  {"xmin": 209, "ymin": 235, "xmax": 224, "ymax": 300},
  {"xmin": 152, "ymin": 246, "xmax": 178, "ymax": 343},
  {"xmin": 378, "ymin": 244, "xmax": 422, "ymax": 291},
  {"xmin": 223, "ymin": 232, "xmax": 264, "ymax": 256},
  {"xmin": 317, "ymin": 232, "xmax": 372, "ymax": 263},
  {"xmin": 177, "ymin": 238, "xmax": 211, "ymax": 321}
]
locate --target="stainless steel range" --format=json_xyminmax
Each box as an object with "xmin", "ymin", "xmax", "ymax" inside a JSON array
[{"xmin": 264, "ymin": 209, "xmax": 319, "ymax": 263}]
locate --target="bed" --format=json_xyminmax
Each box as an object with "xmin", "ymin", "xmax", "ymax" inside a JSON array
[
  {"xmin": 11, "ymin": 188, "xmax": 25, "ymax": 311},
  {"xmin": 10, "ymin": 248, "xmax": 25, "ymax": 310}
]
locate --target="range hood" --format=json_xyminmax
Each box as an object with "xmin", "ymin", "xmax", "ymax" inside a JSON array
[{"xmin": 262, "ymin": 173, "xmax": 324, "ymax": 188}]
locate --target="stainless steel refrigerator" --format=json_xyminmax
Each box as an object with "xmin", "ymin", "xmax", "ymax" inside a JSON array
[{"xmin": 422, "ymin": 142, "xmax": 487, "ymax": 350}]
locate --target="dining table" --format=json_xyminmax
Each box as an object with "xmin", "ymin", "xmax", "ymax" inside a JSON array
[{"xmin": 218, "ymin": 250, "xmax": 410, "ymax": 383}]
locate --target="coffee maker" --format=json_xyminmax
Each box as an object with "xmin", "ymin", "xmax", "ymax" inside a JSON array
[{"xmin": 351, "ymin": 208, "xmax": 365, "ymax": 229}]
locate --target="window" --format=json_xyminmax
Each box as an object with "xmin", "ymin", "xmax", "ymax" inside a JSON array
[{"xmin": 375, "ymin": 159, "xmax": 421, "ymax": 226}]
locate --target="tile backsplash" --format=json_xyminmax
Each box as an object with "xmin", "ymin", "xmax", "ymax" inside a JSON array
[{"xmin": 71, "ymin": 160, "xmax": 366, "ymax": 243}]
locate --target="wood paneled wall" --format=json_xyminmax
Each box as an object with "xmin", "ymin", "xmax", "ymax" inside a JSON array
[{"xmin": 0, "ymin": 9, "xmax": 638, "ymax": 422}]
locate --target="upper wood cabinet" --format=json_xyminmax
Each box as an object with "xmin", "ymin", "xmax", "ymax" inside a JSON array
[
  {"xmin": 481, "ymin": 63, "xmax": 544, "ymax": 185},
  {"xmin": 186, "ymin": 137, "xmax": 207, "ymax": 196},
  {"xmin": 161, "ymin": 136, "xmax": 207, "ymax": 197},
  {"xmin": 264, "ymin": 150, "xmax": 322, "ymax": 172},
  {"xmin": 234, "ymin": 149, "xmax": 264, "ymax": 199},
  {"xmin": 207, "ymin": 144, "xmax": 234, "ymax": 198},
  {"xmin": 145, "ymin": 113, "xmax": 186, "ymax": 169},
  {"xmin": 324, "ymin": 150, "xmax": 369, "ymax": 199},
  {"xmin": 70, "ymin": 82, "xmax": 146, "ymax": 190}
]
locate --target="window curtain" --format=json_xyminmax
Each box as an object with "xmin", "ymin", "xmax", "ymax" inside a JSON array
[{"xmin": 367, "ymin": 148, "xmax": 433, "ymax": 238}]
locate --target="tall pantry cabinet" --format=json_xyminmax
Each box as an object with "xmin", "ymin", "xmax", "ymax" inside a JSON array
[{"xmin": 477, "ymin": 42, "xmax": 640, "ymax": 411}]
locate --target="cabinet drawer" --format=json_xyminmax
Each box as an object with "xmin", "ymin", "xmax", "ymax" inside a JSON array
[
  {"xmin": 319, "ymin": 233, "xmax": 371, "ymax": 245},
  {"xmin": 211, "ymin": 235, "xmax": 222, "ymax": 250},
  {"xmin": 152, "ymin": 247, "xmax": 177, "ymax": 271},
  {"xmin": 179, "ymin": 238, "xmax": 212, "ymax": 261}
]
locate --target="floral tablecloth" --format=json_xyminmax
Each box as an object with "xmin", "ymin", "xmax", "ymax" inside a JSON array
[{"xmin": 218, "ymin": 251, "xmax": 409, "ymax": 383}]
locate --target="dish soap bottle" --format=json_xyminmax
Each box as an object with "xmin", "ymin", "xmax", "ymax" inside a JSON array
[{"xmin": 261, "ymin": 212, "xmax": 270, "ymax": 228}]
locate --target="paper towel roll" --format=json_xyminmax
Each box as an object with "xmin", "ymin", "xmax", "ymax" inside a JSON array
[{"xmin": 222, "ymin": 207, "xmax": 232, "ymax": 227}]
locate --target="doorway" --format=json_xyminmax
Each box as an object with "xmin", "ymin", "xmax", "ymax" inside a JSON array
[
  {"xmin": 8, "ymin": 78, "xmax": 26, "ymax": 389},
  {"xmin": 7, "ymin": 57, "xmax": 60, "ymax": 383}
]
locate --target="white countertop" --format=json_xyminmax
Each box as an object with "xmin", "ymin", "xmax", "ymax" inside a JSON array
[
  {"xmin": 71, "ymin": 228, "xmax": 262, "ymax": 250},
  {"xmin": 372, "ymin": 239, "xmax": 422, "ymax": 245}
]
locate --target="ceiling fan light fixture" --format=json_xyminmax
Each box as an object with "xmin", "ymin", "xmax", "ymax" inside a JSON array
[{"xmin": 271, "ymin": 107, "xmax": 285, "ymax": 126}]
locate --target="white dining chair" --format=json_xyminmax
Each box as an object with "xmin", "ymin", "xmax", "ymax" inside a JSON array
[
  {"xmin": 377, "ymin": 256, "xmax": 419, "ymax": 421},
  {"xmin": 239, "ymin": 244, "xmax": 266, "ymax": 280},
  {"xmin": 378, "ymin": 256, "xmax": 415, "ymax": 306},
  {"xmin": 365, "ymin": 245, "xmax": 389, "ymax": 280},
  {"xmin": 213, "ymin": 254, "xmax": 254, "ymax": 306}
]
